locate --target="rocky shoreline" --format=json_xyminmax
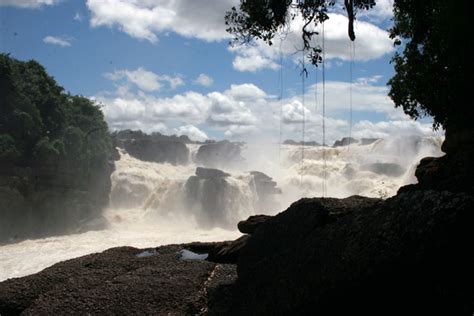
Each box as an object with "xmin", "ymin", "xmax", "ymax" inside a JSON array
[
  {"xmin": 1, "ymin": 190, "xmax": 472, "ymax": 314},
  {"xmin": 1, "ymin": 131, "xmax": 473, "ymax": 315}
]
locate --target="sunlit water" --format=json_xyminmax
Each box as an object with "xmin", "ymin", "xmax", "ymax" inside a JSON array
[{"xmin": 0, "ymin": 135, "xmax": 443, "ymax": 281}]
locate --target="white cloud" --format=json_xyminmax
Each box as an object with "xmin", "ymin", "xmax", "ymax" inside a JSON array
[
  {"xmin": 351, "ymin": 120, "xmax": 440, "ymax": 139},
  {"xmin": 85, "ymin": 1, "xmax": 392, "ymax": 72},
  {"xmin": 0, "ymin": 0, "xmax": 59, "ymax": 8},
  {"xmin": 104, "ymin": 67, "xmax": 184, "ymax": 92},
  {"xmin": 193, "ymin": 73, "xmax": 213, "ymax": 87},
  {"xmin": 96, "ymin": 77, "xmax": 438, "ymax": 144},
  {"xmin": 86, "ymin": 0, "xmax": 238, "ymax": 43},
  {"xmin": 358, "ymin": 0, "xmax": 394, "ymax": 23},
  {"xmin": 230, "ymin": 13, "xmax": 394, "ymax": 72},
  {"xmin": 175, "ymin": 125, "xmax": 208, "ymax": 142},
  {"xmin": 74, "ymin": 12, "xmax": 82, "ymax": 21},
  {"xmin": 42, "ymin": 36, "xmax": 72, "ymax": 47}
]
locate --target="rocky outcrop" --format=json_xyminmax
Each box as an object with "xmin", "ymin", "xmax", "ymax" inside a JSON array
[
  {"xmin": 120, "ymin": 139, "xmax": 189, "ymax": 165},
  {"xmin": 0, "ymin": 245, "xmax": 237, "ymax": 315},
  {"xmin": 184, "ymin": 168, "xmax": 237, "ymax": 229},
  {"xmin": 360, "ymin": 137, "xmax": 379, "ymax": 145},
  {"xmin": 333, "ymin": 136, "xmax": 358, "ymax": 147},
  {"xmin": 360, "ymin": 162, "xmax": 405, "ymax": 177},
  {"xmin": 196, "ymin": 167, "xmax": 230, "ymax": 179},
  {"xmin": 237, "ymin": 214, "xmax": 271, "ymax": 234},
  {"xmin": 232, "ymin": 191, "xmax": 473, "ymax": 314},
  {"xmin": 400, "ymin": 127, "xmax": 474, "ymax": 194},
  {"xmin": 0, "ymin": 161, "xmax": 113, "ymax": 244},
  {"xmin": 195, "ymin": 141, "xmax": 244, "ymax": 169},
  {"xmin": 283, "ymin": 139, "xmax": 321, "ymax": 146},
  {"xmin": 185, "ymin": 235, "xmax": 250, "ymax": 264},
  {"xmin": 249, "ymin": 171, "xmax": 281, "ymax": 212}
]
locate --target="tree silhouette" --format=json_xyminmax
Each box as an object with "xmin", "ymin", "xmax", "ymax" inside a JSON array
[{"xmin": 225, "ymin": 0, "xmax": 472, "ymax": 130}]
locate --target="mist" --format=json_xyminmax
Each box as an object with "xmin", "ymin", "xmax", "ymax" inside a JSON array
[{"xmin": 0, "ymin": 134, "xmax": 443, "ymax": 281}]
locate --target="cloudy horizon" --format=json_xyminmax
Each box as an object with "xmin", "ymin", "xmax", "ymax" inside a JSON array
[{"xmin": 0, "ymin": 0, "xmax": 443, "ymax": 144}]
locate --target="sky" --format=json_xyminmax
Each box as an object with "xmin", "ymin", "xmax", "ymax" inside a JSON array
[{"xmin": 0, "ymin": 0, "xmax": 441, "ymax": 144}]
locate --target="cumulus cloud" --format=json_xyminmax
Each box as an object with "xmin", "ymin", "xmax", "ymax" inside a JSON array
[
  {"xmin": 229, "ymin": 13, "xmax": 393, "ymax": 72},
  {"xmin": 86, "ymin": 0, "xmax": 238, "ymax": 43},
  {"xmin": 193, "ymin": 73, "xmax": 213, "ymax": 87},
  {"xmin": 73, "ymin": 12, "xmax": 82, "ymax": 21},
  {"xmin": 174, "ymin": 125, "xmax": 208, "ymax": 142},
  {"xmin": 96, "ymin": 76, "xmax": 438, "ymax": 144},
  {"xmin": 85, "ymin": 1, "xmax": 392, "ymax": 72},
  {"xmin": 351, "ymin": 120, "xmax": 440, "ymax": 139},
  {"xmin": 104, "ymin": 67, "xmax": 184, "ymax": 91},
  {"xmin": 0, "ymin": 0, "xmax": 59, "ymax": 8},
  {"xmin": 43, "ymin": 36, "xmax": 73, "ymax": 47}
]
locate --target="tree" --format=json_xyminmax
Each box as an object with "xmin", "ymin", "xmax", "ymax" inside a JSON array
[{"xmin": 225, "ymin": 0, "xmax": 471, "ymax": 130}]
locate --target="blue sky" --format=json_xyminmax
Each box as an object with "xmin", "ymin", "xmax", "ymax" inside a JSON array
[{"xmin": 0, "ymin": 0, "xmax": 439, "ymax": 143}]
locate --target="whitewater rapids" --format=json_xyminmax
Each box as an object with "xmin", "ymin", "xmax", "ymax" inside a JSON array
[{"xmin": 0, "ymin": 135, "xmax": 443, "ymax": 281}]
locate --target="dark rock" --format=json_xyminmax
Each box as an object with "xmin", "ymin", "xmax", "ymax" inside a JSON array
[
  {"xmin": 360, "ymin": 137, "xmax": 380, "ymax": 145},
  {"xmin": 283, "ymin": 139, "xmax": 320, "ymax": 146},
  {"xmin": 234, "ymin": 191, "xmax": 473, "ymax": 314},
  {"xmin": 249, "ymin": 171, "xmax": 272, "ymax": 181},
  {"xmin": 195, "ymin": 141, "xmax": 244, "ymax": 169},
  {"xmin": 184, "ymin": 175, "xmax": 231, "ymax": 229},
  {"xmin": 113, "ymin": 129, "xmax": 193, "ymax": 144},
  {"xmin": 249, "ymin": 171, "xmax": 281, "ymax": 212},
  {"xmin": 185, "ymin": 235, "xmax": 250, "ymax": 264},
  {"xmin": 238, "ymin": 215, "xmax": 272, "ymax": 234},
  {"xmin": 333, "ymin": 137, "xmax": 358, "ymax": 147},
  {"xmin": 121, "ymin": 139, "xmax": 189, "ymax": 165},
  {"xmin": 360, "ymin": 162, "xmax": 405, "ymax": 177},
  {"xmin": 0, "ymin": 245, "xmax": 236, "ymax": 315},
  {"xmin": 196, "ymin": 167, "xmax": 230, "ymax": 179},
  {"xmin": 0, "ymin": 159, "xmax": 113, "ymax": 244}
]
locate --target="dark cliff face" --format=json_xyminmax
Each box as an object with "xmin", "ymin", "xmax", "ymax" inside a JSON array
[
  {"xmin": 0, "ymin": 160, "xmax": 114, "ymax": 244},
  {"xmin": 232, "ymin": 191, "xmax": 474, "ymax": 314},
  {"xmin": 120, "ymin": 138, "xmax": 189, "ymax": 165},
  {"xmin": 195, "ymin": 141, "xmax": 244, "ymax": 169},
  {"xmin": 113, "ymin": 130, "xmax": 191, "ymax": 165}
]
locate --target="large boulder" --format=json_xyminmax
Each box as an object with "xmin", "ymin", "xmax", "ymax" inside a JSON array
[
  {"xmin": 121, "ymin": 139, "xmax": 189, "ymax": 165},
  {"xmin": 195, "ymin": 141, "xmax": 244, "ymax": 169},
  {"xmin": 184, "ymin": 168, "xmax": 251, "ymax": 229},
  {"xmin": 360, "ymin": 162, "xmax": 405, "ymax": 177},
  {"xmin": 333, "ymin": 137, "xmax": 358, "ymax": 147},
  {"xmin": 237, "ymin": 215, "xmax": 272, "ymax": 234},
  {"xmin": 233, "ymin": 191, "xmax": 474, "ymax": 314},
  {"xmin": 249, "ymin": 171, "xmax": 281, "ymax": 212},
  {"xmin": 196, "ymin": 167, "xmax": 230, "ymax": 179}
]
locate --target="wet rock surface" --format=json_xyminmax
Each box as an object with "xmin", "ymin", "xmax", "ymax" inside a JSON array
[
  {"xmin": 195, "ymin": 141, "xmax": 244, "ymax": 169},
  {"xmin": 233, "ymin": 191, "xmax": 474, "ymax": 314},
  {"xmin": 333, "ymin": 136, "xmax": 358, "ymax": 147},
  {"xmin": 0, "ymin": 245, "xmax": 237, "ymax": 315},
  {"xmin": 120, "ymin": 139, "xmax": 189, "ymax": 165},
  {"xmin": 237, "ymin": 214, "xmax": 272, "ymax": 234}
]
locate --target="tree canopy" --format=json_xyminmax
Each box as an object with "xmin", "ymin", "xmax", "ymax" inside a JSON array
[
  {"xmin": 0, "ymin": 54, "xmax": 112, "ymax": 185},
  {"xmin": 225, "ymin": 0, "xmax": 471, "ymax": 130}
]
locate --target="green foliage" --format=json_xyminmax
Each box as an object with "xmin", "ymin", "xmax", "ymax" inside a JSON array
[
  {"xmin": 0, "ymin": 54, "xmax": 113, "ymax": 183},
  {"xmin": 225, "ymin": 0, "xmax": 375, "ymax": 66},
  {"xmin": 225, "ymin": 0, "xmax": 470, "ymax": 129},
  {"xmin": 0, "ymin": 133, "xmax": 21, "ymax": 162},
  {"xmin": 388, "ymin": 0, "xmax": 470, "ymax": 129}
]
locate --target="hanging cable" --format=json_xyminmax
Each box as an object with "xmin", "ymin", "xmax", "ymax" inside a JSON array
[
  {"xmin": 322, "ymin": 20, "xmax": 327, "ymax": 198},
  {"xmin": 301, "ymin": 48, "xmax": 305, "ymax": 189},
  {"xmin": 278, "ymin": 40, "xmax": 284, "ymax": 170},
  {"xmin": 349, "ymin": 40, "xmax": 354, "ymax": 142}
]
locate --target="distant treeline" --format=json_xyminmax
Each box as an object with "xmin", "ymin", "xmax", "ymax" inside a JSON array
[{"xmin": 112, "ymin": 129, "xmax": 215, "ymax": 145}]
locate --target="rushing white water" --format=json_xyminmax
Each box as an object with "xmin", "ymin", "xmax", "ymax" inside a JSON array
[{"xmin": 0, "ymin": 135, "xmax": 443, "ymax": 281}]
